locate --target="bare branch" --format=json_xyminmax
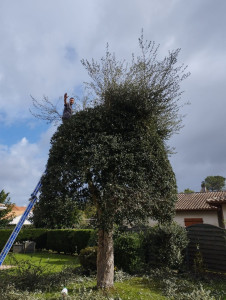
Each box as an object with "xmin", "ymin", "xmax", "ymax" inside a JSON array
[{"xmin": 29, "ymin": 95, "xmax": 62, "ymax": 125}]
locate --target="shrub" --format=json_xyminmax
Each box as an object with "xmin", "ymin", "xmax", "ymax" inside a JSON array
[
  {"xmin": 143, "ymin": 222, "xmax": 189, "ymax": 269},
  {"xmin": 46, "ymin": 229, "xmax": 75, "ymax": 254},
  {"xmin": 74, "ymin": 230, "xmax": 94, "ymax": 253},
  {"xmin": 46, "ymin": 229, "xmax": 93, "ymax": 254},
  {"xmin": 0, "ymin": 229, "xmax": 12, "ymax": 251},
  {"xmin": 0, "ymin": 228, "xmax": 93, "ymax": 254},
  {"xmin": 114, "ymin": 232, "xmax": 144, "ymax": 273},
  {"xmin": 79, "ymin": 246, "xmax": 97, "ymax": 274}
]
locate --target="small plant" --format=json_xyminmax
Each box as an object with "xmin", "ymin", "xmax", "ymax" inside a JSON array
[
  {"xmin": 114, "ymin": 269, "xmax": 131, "ymax": 282},
  {"xmin": 79, "ymin": 246, "xmax": 97, "ymax": 274},
  {"xmin": 193, "ymin": 244, "xmax": 205, "ymax": 275}
]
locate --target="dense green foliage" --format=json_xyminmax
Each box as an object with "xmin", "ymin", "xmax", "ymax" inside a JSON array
[
  {"xmin": 0, "ymin": 228, "xmax": 93, "ymax": 253},
  {"xmin": 0, "ymin": 229, "xmax": 47, "ymax": 251},
  {"xmin": 79, "ymin": 246, "xmax": 98, "ymax": 273},
  {"xmin": 33, "ymin": 34, "xmax": 189, "ymax": 230},
  {"xmin": 31, "ymin": 35, "xmax": 189, "ymax": 287},
  {"xmin": 46, "ymin": 229, "xmax": 93, "ymax": 254},
  {"xmin": 203, "ymin": 175, "xmax": 226, "ymax": 191},
  {"xmin": 114, "ymin": 232, "xmax": 144, "ymax": 273},
  {"xmin": 32, "ymin": 195, "xmax": 82, "ymax": 229},
  {"xmin": 78, "ymin": 226, "xmax": 188, "ymax": 274},
  {"xmin": 34, "ymin": 103, "xmax": 177, "ymax": 230},
  {"xmin": 143, "ymin": 223, "xmax": 189, "ymax": 269},
  {"xmin": 0, "ymin": 190, "xmax": 14, "ymax": 228},
  {"xmin": 183, "ymin": 188, "xmax": 195, "ymax": 194},
  {"xmin": 0, "ymin": 229, "xmax": 12, "ymax": 250}
]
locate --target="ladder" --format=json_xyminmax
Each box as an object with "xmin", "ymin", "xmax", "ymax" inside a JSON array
[{"xmin": 0, "ymin": 174, "xmax": 44, "ymax": 266}]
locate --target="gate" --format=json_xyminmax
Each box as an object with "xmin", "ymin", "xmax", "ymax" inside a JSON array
[{"xmin": 186, "ymin": 224, "xmax": 226, "ymax": 272}]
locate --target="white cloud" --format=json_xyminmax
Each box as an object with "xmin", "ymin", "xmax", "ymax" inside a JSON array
[
  {"xmin": 1, "ymin": 0, "xmax": 226, "ymax": 197},
  {"xmin": 0, "ymin": 126, "xmax": 55, "ymax": 205}
]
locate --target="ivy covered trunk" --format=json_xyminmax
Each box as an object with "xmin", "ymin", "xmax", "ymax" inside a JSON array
[{"xmin": 97, "ymin": 229, "xmax": 114, "ymax": 288}]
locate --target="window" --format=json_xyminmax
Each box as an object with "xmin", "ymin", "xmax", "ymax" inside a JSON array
[{"xmin": 184, "ymin": 218, "xmax": 203, "ymax": 227}]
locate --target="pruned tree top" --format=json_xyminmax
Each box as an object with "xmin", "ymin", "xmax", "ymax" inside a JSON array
[{"xmin": 81, "ymin": 32, "xmax": 190, "ymax": 140}]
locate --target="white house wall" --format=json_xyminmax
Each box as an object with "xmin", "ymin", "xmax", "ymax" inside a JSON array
[{"xmin": 174, "ymin": 210, "xmax": 218, "ymax": 227}]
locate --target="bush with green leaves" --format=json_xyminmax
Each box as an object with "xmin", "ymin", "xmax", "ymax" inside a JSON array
[
  {"xmin": 79, "ymin": 246, "xmax": 97, "ymax": 274},
  {"xmin": 143, "ymin": 222, "xmax": 189, "ymax": 269},
  {"xmin": 143, "ymin": 268, "xmax": 221, "ymax": 300},
  {"xmin": 0, "ymin": 229, "xmax": 12, "ymax": 250},
  {"xmin": 114, "ymin": 232, "xmax": 144, "ymax": 273},
  {"xmin": 46, "ymin": 229, "xmax": 93, "ymax": 254}
]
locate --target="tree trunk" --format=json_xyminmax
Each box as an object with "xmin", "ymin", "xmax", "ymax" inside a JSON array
[{"xmin": 97, "ymin": 229, "xmax": 114, "ymax": 288}]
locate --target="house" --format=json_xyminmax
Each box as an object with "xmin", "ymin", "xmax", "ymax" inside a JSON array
[
  {"xmin": 8, "ymin": 205, "xmax": 32, "ymax": 225},
  {"xmin": 175, "ymin": 191, "xmax": 226, "ymax": 228}
]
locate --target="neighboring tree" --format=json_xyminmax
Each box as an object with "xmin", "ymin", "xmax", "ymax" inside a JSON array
[
  {"xmin": 33, "ymin": 34, "xmax": 189, "ymax": 288},
  {"xmin": 184, "ymin": 188, "xmax": 195, "ymax": 194},
  {"xmin": 32, "ymin": 195, "xmax": 83, "ymax": 228},
  {"xmin": 0, "ymin": 190, "xmax": 14, "ymax": 228},
  {"xmin": 203, "ymin": 176, "xmax": 226, "ymax": 191}
]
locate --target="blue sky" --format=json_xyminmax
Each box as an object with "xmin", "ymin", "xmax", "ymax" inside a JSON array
[{"xmin": 1, "ymin": 0, "xmax": 226, "ymax": 206}]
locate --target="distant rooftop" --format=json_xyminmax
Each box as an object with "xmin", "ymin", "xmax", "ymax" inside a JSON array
[
  {"xmin": 176, "ymin": 191, "xmax": 226, "ymax": 211},
  {"xmin": 0, "ymin": 203, "xmax": 6, "ymax": 210}
]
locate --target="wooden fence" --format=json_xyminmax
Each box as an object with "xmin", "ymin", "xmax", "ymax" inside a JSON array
[{"xmin": 186, "ymin": 224, "xmax": 226, "ymax": 272}]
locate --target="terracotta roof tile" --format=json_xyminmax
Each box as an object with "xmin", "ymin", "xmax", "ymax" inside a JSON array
[
  {"xmin": 7, "ymin": 206, "xmax": 27, "ymax": 218},
  {"xmin": 176, "ymin": 191, "xmax": 226, "ymax": 211},
  {"xmin": 207, "ymin": 195, "xmax": 226, "ymax": 206}
]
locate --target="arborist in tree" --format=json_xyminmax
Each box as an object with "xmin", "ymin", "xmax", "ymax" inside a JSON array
[{"xmin": 62, "ymin": 93, "xmax": 74, "ymax": 121}]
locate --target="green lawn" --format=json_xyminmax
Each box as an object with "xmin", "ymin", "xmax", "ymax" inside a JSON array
[
  {"xmin": 2, "ymin": 252, "xmax": 226, "ymax": 299},
  {"xmin": 4, "ymin": 251, "xmax": 79, "ymax": 273},
  {"xmin": 1, "ymin": 251, "xmax": 167, "ymax": 299}
]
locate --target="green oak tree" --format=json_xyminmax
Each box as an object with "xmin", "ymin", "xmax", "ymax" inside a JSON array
[
  {"xmin": 33, "ymin": 34, "xmax": 189, "ymax": 288},
  {"xmin": 203, "ymin": 176, "xmax": 226, "ymax": 191},
  {"xmin": 0, "ymin": 190, "xmax": 14, "ymax": 228},
  {"xmin": 184, "ymin": 188, "xmax": 195, "ymax": 194}
]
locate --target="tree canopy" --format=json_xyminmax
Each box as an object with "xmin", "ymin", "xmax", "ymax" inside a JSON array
[
  {"xmin": 0, "ymin": 190, "xmax": 14, "ymax": 228},
  {"xmin": 183, "ymin": 188, "xmax": 195, "ymax": 194},
  {"xmin": 33, "ymin": 103, "xmax": 177, "ymax": 230},
  {"xmin": 203, "ymin": 176, "xmax": 226, "ymax": 192},
  {"xmin": 33, "ymin": 34, "xmax": 189, "ymax": 288}
]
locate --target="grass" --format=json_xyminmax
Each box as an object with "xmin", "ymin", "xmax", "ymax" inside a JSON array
[
  {"xmin": 1, "ymin": 251, "xmax": 167, "ymax": 299},
  {"xmin": 4, "ymin": 251, "xmax": 79, "ymax": 273},
  {"xmin": 1, "ymin": 252, "xmax": 226, "ymax": 299},
  {"xmin": 114, "ymin": 277, "xmax": 166, "ymax": 300}
]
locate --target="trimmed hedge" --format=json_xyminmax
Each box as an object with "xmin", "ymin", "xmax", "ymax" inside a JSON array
[
  {"xmin": 46, "ymin": 229, "xmax": 93, "ymax": 254},
  {"xmin": 0, "ymin": 229, "xmax": 93, "ymax": 254},
  {"xmin": 0, "ymin": 229, "xmax": 12, "ymax": 251},
  {"xmin": 0, "ymin": 229, "xmax": 48, "ymax": 251}
]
